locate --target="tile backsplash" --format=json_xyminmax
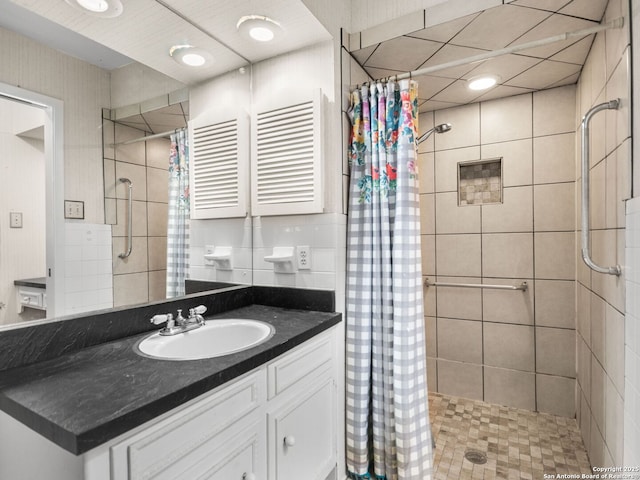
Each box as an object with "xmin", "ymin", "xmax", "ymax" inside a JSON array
[{"xmin": 63, "ymin": 223, "xmax": 113, "ymax": 315}]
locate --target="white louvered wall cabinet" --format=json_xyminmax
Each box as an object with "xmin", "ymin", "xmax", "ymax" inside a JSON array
[
  {"xmin": 251, "ymin": 91, "xmax": 324, "ymax": 216},
  {"xmin": 188, "ymin": 116, "xmax": 249, "ymax": 219}
]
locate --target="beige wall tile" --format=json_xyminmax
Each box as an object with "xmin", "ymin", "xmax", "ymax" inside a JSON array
[
  {"xmin": 577, "ymin": 335, "xmax": 592, "ymax": 400},
  {"xmin": 115, "ymin": 161, "xmax": 147, "ymax": 201},
  {"xmin": 536, "ymin": 327, "xmax": 576, "ymax": 377},
  {"xmin": 591, "ymin": 355, "xmax": 606, "ymax": 434},
  {"xmin": 104, "ymin": 159, "xmax": 116, "ymax": 199},
  {"xmin": 420, "ymin": 235, "xmax": 436, "ymax": 275},
  {"xmin": 425, "ymin": 316, "xmax": 437, "ymax": 357},
  {"xmin": 105, "ymin": 198, "xmax": 117, "ymax": 226},
  {"xmin": 605, "ymin": 50, "xmax": 630, "ymax": 156},
  {"xmin": 534, "ymin": 232, "xmax": 575, "ymax": 280},
  {"xmin": 577, "ymin": 283, "xmax": 591, "ymax": 345},
  {"xmin": 576, "ymin": 230, "xmax": 592, "ymax": 288},
  {"xmin": 591, "ymin": 229, "xmax": 625, "ymax": 312},
  {"xmin": 604, "ymin": 303, "xmax": 625, "ymax": 393},
  {"xmin": 435, "ymin": 192, "xmax": 481, "ymax": 234},
  {"xmin": 434, "ymin": 103, "xmax": 480, "ymax": 150},
  {"xmin": 604, "ymin": 375, "xmax": 624, "ymax": 465},
  {"xmin": 148, "ymin": 236, "xmax": 167, "ymax": 271},
  {"xmin": 589, "ymin": 414, "xmax": 606, "ymax": 469},
  {"xmin": 533, "ymin": 85, "xmax": 576, "ymax": 137},
  {"xmin": 436, "ymin": 277, "xmax": 482, "ymax": 321},
  {"xmin": 437, "ymin": 359, "xmax": 483, "ymax": 400},
  {"xmin": 481, "ymin": 138, "xmax": 532, "ymax": 187},
  {"xmin": 418, "ymin": 152, "xmax": 435, "ymax": 193},
  {"xmin": 437, "ymin": 318, "xmax": 482, "ymax": 363},
  {"xmin": 148, "ymin": 270, "xmax": 167, "ymax": 302},
  {"xmin": 484, "ymin": 322, "xmax": 534, "ymax": 371},
  {"xmin": 146, "ymin": 137, "xmax": 171, "ymax": 170},
  {"xmin": 113, "ymin": 272, "xmax": 148, "ymax": 307},
  {"xmin": 604, "ymin": 0, "xmax": 630, "ymax": 77},
  {"xmin": 435, "ymin": 234, "xmax": 481, "ymax": 277},
  {"xmin": 434, "ymin": 146, "xmax": 480, "ymax": 192},
  {"xmin": 536, "ymin": 374, "xmax": 576, "ymax": 418},
  {"xmin": 421, "ymin": 235, "xmax": 435, "ymax": 276},
  {"xmin": 114, "ymin": 124, "xmax": 146, "ymax": 166},
  {"xmin": 420, "ymin": 193, "xmax": 435, "ymax": 234},
  {"xmin": 424, "ymin": 280, "xmax": 436, "ymax": 317},
  {"xmin": 148, "ymin": 202, "xmax": 169, "ymax": 237},
  {"xmin": 534, "ymin": 182, "xmax": 575, "ymax": 231},
  {"xmin": 482, "ymin": 278, "xmax": 534, "ymax": 325},
  {"xmin": 112, "ymin": 236, "xmax": 148, "ymax": 274},
  {"xmin": 579, "ymin": 391, "xmax": 591, "ymax": 454},
  {"xmin": 482, "ymin": 186, "xmax": 533, "ymax": 233},
  {"xmin": 535, "ymin": 280, "xmax": 575, "ymax": 329},
  {"xmin": 418, "ymin": 112, "xmax": 435, "ymax": 154},
  {"xmin": 590, "ymin": 160, "xmax": 606, "ymax": 230},
  {"xmin": 482, "ymin": 233, "xmax": 534, "ymax": 278},
  {"xmin": 590, "ymin": 291, "xmax": 606, "ymax": 365},
  {"xmin": 586, "ymin": 91, "xmax": 607, "ymax": 169},
  {"xmin": 533, "ymin": 133, "xmax": 575, "ymax": 184},
  {"xmin": 103, "ymin": 119, "xmax": 115, "ymax": 160},
  {"xmin": 481, "ymin": 93, "xmax": 532, "ymax": 144},
  {"xmin": 484, "ymin": 367, "xmax": 535, "ymax": 410},
  {"xmin": 147, "ymin": 167, "xmax": 169, "ymax": 204},
  {"xmin": 427, "ymin": 358, "xmax": 437, "ymax": 392}
]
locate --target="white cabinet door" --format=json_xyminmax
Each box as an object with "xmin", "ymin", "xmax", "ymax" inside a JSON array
[{"xmin": 268, "ymin": 377, "xmax": 335, "ymax": 480}]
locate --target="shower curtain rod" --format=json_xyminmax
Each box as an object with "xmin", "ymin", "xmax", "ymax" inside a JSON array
[
  {"xmin": 110, "ymin": 127, "xmax": 185, "ymax": 146},
  {"xmin": 365, "ymin": 16, "xmax": 624, "ymax": 84}
]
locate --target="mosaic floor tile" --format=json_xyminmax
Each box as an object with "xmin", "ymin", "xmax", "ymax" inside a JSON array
[{"xmin": 429, "ymin": 392, "xmax": 592, "ymax": 479}]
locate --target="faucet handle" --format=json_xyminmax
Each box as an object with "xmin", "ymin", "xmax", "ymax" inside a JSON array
[
  {"xmin": 193, "ymin": 305, "xmax": 207, "ymax": 315},
  {"xmin": 150, "ymin": 314, "xmax": 169, "ymax": 325}
]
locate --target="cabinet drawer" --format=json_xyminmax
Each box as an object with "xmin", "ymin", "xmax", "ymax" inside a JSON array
[
  {"xmin": 267, "ymin": 331, "xmax": 333, "ymax": 399},
  {"xmin": 110, "ymin": 370, "xmax": 265, "ymax": 480}
]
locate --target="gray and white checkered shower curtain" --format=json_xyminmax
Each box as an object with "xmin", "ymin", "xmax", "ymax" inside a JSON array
[
  {"xmin": 346, "ymin": 80, "xmax": 433, "ymax": 480},
  {"xmin": 166, "ymin": 129, "xmax": 190, "ymax": 298}
]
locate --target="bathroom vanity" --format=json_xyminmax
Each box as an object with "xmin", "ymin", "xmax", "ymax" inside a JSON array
[{"xmin": 0, "ymin": 286, "xmax": 341, "ymax": 480}]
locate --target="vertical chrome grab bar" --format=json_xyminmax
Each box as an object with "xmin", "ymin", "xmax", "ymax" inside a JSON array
[
  {"xmin": 580, "ymin": 99, "xmax": 622, "ymax": 276},
  {"xmin": 119, "ymin": 178, "xmax": 133, "ymax": 259}
]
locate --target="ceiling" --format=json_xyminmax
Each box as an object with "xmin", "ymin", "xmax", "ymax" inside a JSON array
[
  {"xmin": 351, "ymin": 0, "xmax": 610, "ymax": 112},
  {"xmin": 115, "ymin": 101, "xmax": 189, "ymax": 135},
  {"xmin": 2, "ymin": 0, "xmax": 331, "ymax": 85}
]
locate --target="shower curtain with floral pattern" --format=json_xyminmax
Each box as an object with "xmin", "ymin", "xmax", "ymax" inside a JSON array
[
  {"xmin": 166, "ymin": 129, "xmax": 190, "ymax": 298},
  {"xmin": 346, "ymin": 79, "xmax": 433, "ymax": 480}
]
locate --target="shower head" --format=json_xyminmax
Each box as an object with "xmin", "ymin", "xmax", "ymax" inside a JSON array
[{"xmin": 417, "ymin": 122, "xmax": 452, "ymax": 144}]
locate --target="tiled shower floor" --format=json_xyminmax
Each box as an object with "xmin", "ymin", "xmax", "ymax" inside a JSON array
[{"xmin": 429, "ymin": 392, "xmax": 592, "ymax": 479}]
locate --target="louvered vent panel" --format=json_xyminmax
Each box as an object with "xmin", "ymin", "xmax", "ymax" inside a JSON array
[
  {"xmin": 253, "ymin": 99, "xmax": 321, "ymax": 213},
  {"xmin": 190, "ymin": 118, "xmax": 247, "ymax": 218}
]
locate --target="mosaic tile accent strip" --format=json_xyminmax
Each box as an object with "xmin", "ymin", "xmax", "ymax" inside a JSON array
[
  {"xmin": 459, "ymin": 159, "xmax": 502, "ymax": 205},
  {"xmin": 429, "ymin": 392, "xmax": 592, "ymax": 479}
]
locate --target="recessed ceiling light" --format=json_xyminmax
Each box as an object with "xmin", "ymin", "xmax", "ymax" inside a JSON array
[
  {"xmin": 64, "ymin": 0, "xmax": 123, "ymax": 17},
  {"xmin": 237, "ymin": 15, "xmax": 282, "ymax": 42},
  {"xmin": 169, "ymin": 45, "xmax": 212, "ymax": 67},
  {"xmin": 468, "ymin": 75, "xmax": 500, "ymax": 91}
]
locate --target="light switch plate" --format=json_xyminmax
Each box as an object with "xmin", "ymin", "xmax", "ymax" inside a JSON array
[
  {"xmin": 64, "ymin": 200, "xmax": 84, "ymax": 219},
  {"xmin": 9, "ymin": 212, "xmax": 22, "ymax": 228}
]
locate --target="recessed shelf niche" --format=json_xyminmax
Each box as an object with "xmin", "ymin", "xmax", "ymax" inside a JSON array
[{"xmin": 457, "ymin": 158, "xmax": 503, "ymax": 206}]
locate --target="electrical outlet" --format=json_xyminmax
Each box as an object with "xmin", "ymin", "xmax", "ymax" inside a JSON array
[
  {"xmin": 10, "ymin": 212, "xmax": 22, "ymax": 228},
  {"xmin": 297, "ymin": 245, "xmax": 311, "ymax": 270}
]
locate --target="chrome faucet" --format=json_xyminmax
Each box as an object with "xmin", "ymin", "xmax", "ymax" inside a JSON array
[{"xmin": 149, "ymin": 305, "xmax": 208, "ymax": 336}]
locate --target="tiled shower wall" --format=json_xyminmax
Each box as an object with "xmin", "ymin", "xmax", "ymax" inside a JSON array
[
  {"xmin": 420, "ymin": 84, "xmax": 577, "ymax": 418},
  {"xmin": 575, "ymin": 0, "xmax": 630, "ymax": 468},
  {"xmin": 102, "ymin": 117, "xmax": 170, "ymax": 308}
]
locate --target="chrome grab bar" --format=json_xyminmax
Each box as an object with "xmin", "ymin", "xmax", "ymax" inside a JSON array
[
  {"xmin": 580, "ymin": 100, "xmax": 622, "ymax": 276},
  {"xmin": 424, "ymin": 279, "xmax": 528, "ymax": 291},
  {"xmin": 118, "ymin": 178, "xmax": 133, "ymax": 259}
]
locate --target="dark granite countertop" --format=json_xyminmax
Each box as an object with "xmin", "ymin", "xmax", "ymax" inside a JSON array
[
  {"xmin": 0, "ymin": 304, "xmax": 341, "ymax": 455},
  {"xmin": 13, "ymin": 277, "xmax": 46, "ymax": 288}
]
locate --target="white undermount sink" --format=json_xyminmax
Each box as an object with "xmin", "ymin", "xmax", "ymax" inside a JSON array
[{"xmin": 135, "ymin": 319, "xmax": 275, "ymax": 360}]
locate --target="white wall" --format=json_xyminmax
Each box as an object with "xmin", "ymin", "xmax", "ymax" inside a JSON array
[{"xmin": 0, "ymin": 26, "xmax": 109, "ymax": 225}]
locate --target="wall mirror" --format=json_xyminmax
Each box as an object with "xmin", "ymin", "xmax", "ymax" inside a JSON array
[{"xmin": 0, "ymin": 0, "xmax": 330, "ymax": 328}]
